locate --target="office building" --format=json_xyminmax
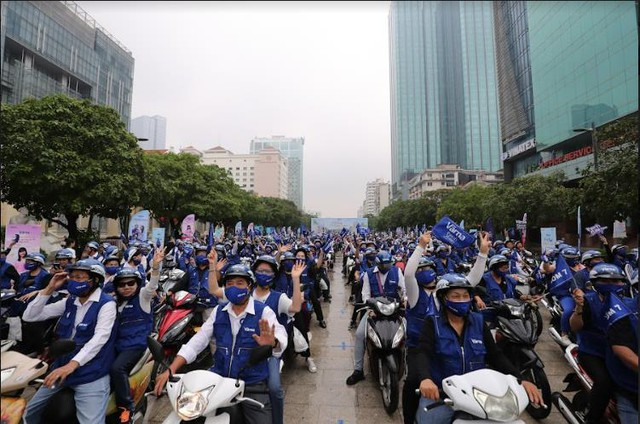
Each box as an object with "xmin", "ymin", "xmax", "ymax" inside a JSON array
[
  {"xmin": 496, "ymin": 1, "xmax": 638, "ymax": 180},
  {"xmin": 389, "ymin": 1, "xmax": 501, "ymax": 200},
  {"xmin": 250, "ymin": 136, "xmax": 304, "ymax": 209},
  {"xmin": 407, "ymin": 164, "xmax": 503, "ymax": 200},
  {"xmin": 362, "ymin": 179, "xmax": 390, "ymax": 216},
  {"xmin": 1, "ymin": 1, "xmax": 135, "ymax": 127},
  {"xmin": 131, "ymin": 115, "xmax": 167, "ymax": 150}
]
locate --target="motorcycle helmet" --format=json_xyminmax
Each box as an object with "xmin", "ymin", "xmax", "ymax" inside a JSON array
[
  {"xmin": 252, "ymin": 255, "xmax": 278, "ymax": 274},
  {"xmin": 163, "ymin": 254, "xmax": 177, "ymax": 269},
  {"xmin": 488, "ymin": 254, "xmax": 509, "ymax": 271},
  {"xmin": 581, "ymin": 250, "xmax": 604, "ymax": 268},
  {"xmin": 435, "ymin": 273, "xmax": 473, "ymax": 301},
  {"xmin": 222, "ymin": 264, "xmax": 256, "ymax": 286},
  {"xmin": 55, "ymin": 248, "xmax": 75, "ymax": 260},
  {"xmin": 68, "ymin": 259, "xmax": 106, "ymax": 286},
  {"xmin": 25, "ymin": 252, "xmax": 46, "ymax": 267},
  {"xmin": 375, "ymin": 251, "xmax": 394, "ymax": 272},
  {"xmin": 113, "ymin": 268, "xmax": 143, "ymax": 287},
  {"xmin": 611, "ymin": 244, "xmax": 627, "ymax": 257}
]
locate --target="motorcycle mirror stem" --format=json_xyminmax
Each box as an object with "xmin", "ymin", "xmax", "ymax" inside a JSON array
[{"xmin": 147, "ymin": 336, "xmax": 178, "ymax": 382}]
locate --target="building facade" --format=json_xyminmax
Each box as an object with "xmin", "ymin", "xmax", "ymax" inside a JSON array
[
  {"xmin": 250, "ymin": 136, "xmax": 304, "ymax": 209},
  {"xmin": 1, "ymin": 1, "xmax": 134, "ymax": 127},
  {"xmin": 362, "ymin": 179, "xmax": 391, "ymax": 216},
  {"xmin": 496, "ymin": 1, "xmax": 638, "ymax": 181},
  {"xmin": 407, "ymin": 164, "xmax": 503, "ymax": 200},
  {"xmin": 131, "ymin": 115, "xmax": 167, "ymax": 150},
  {"xmin": 389, "ymin": 1, "xmax": 501, "ymax": 200}
]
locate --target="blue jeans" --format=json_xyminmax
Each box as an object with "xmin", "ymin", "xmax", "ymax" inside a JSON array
[
  {"xmin": 616, "ymin": 392, "xmax": 638, "ymax": 424},
  {"xmin": 416, "ymin": 397, "xmax": 454, "ymax": 424},
  {"xmin": 24, "ymin": 373, "xmax": 110, "ymax": 424},
  {"xmin": 559, "ymin": 295, "xmax": 575, "ymax": 334},
  {"xmin": 110, "ymin": 348, "xmax": 145, "ymax": 410},
  {"xmin": 267, "ymin": 356, "xmax": 284, "ymax": 424}
]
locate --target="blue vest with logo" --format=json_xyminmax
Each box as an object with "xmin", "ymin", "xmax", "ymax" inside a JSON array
[
  {"xmin": 434, "ymin": 258, "xmax": 455, "ymax": 276},
  {"xmin": 258, "ymin": 290, "xmax": 291, "ymax": 329},
  {"xmin": 406, "ymin": 289, "xmax": 438, "ymax": 348},
  {"xmin": 603, "ymin": 294, "xmax": 638, "ymax": 394},
  {"xmin": 481, "ymin": 271, "xmax": 517, "ymax": 302},
  {"xmin": 430, "ymin": 312, "xmax": 487, "ymax": 387},
  {"xmin": 18, "ymin": 269, "xmax": 49, "ymax": 295},
  {"xmin": 577, "ymin": 291, "xmax": 608, "ymax": 357},
  {"xmin": 54, "ymin": 292, "xmax": 117, "ymax": 386},
  {"xmin": 212, "ymin": 301, "xmax": 269, "ymax": 385},
  {"xmin": 367, "ymin": 267, "xmax": 400, "ymax": 299},
  {"xmin": 115, "ymin": 295, "xmax": 153, "ymax": 352},
  {"xmin": 189, "ymin": 268, "xmax": 218, "ymax": 308},
  {"xmin": 0, "ymin": 262, "xmax": 12, "ymax": 289}
]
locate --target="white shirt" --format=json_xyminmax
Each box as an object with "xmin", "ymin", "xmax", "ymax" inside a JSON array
[
  {"xmin": 252, "ymin": 290, "xmax": 293, "ymax": 317},
  {"xmin": 361, "ymin": 266, "xmax": 406, "ymax": 303},
  {"xmin": 177, "ymin": 298, "xmax": 287, "ymax": 364},
  {"xmin": 23, "ymin": 288, "xmax": 117, "ymax": 367},
  {"xmin": 117, "ymin": 273, "xmax": 159, "ymax": 314}
]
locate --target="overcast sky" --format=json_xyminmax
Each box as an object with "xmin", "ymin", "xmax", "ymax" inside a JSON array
[{"xmin": 76, "ymin": 1, "xmax": 392, "ymax": 218}]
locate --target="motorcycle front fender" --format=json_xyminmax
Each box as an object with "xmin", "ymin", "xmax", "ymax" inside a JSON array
[
  {"xmin": 520, "ymin": 347, "xmax": 544, "ymax": 370},
  {"xmin": 383, "ymin": 352, "xmax": 398, "ymax": 375}
]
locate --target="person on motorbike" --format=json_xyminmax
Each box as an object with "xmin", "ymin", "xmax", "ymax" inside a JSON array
[
  {"xmin": 110, "ymin": 248, "xmax": 162, "ymax": 424},
  {"xmin": 122, "ymin": 246, "xmax": 146, "ymax": 277},
  {"xmin": 0, "ymin": 244, "xmax": 21, "ymax": 290},
  {"xmin": 415, "ymin": 274, "xmax": 542, "ymax": 424},
  {"xmin": 22, "ymin": 259, "xmax": 117, "ymax": 424},
  {"xmin": 474, "ymin": 255, "xmax": 522, "ymax": 322},
  {"xmin": 82, "ymin": 241, "xmax": 104, "ymax": 262},
  {"xmin": 433, "ymin": 245, "xmax": 456, "ymax": 276},
  {"xmin": 611, "ymin": 244, "xmax": 631, "ymax": 270},
  {"xmin": 570, "ymin": 263, "xmax": 620, "ymax": 424},
  {"xmin": 186, "ymin": 244, "xmax": 219, "ymax": 322},
  {"xmin": 295, "ymin": 246, "xmax": 327, "ymax": 329},
  {"xmin": 346, "ymin": 250, "xmax": 406, "ymax": 386},
  {"xmin": 102, "ymin": 255, "xmax": 122, "ymax": 296},
  {"xmin": 51, "ymin": 248, "xmax": 76, "ymax": 275},
  {"xmin": 154, "ymin": 263, "xmax": 288, "ymax": 424}
]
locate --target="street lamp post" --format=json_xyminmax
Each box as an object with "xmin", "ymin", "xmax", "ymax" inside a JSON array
[{"xmin": 573, "ymin": 121, "xmax": 598, "ymax": 169}]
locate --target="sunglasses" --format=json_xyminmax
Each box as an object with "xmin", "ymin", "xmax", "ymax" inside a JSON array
[{"xmin": 116, "ymin": 280, "xmax": 137, "ymax": 288}]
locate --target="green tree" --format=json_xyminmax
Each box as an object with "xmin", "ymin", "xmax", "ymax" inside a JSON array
[
  {"xmin": 436, "ymin": 184, "xmax": 492, "ymax": 227},
  {"xmin": 0, "ymin": 95, "xmax": 144, "ymax": 240}
]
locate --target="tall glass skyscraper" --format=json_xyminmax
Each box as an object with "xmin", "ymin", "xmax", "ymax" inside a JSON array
[
  {"xmin": 0, "ymin": 1, "xmax": 134, "ymax": 127},
  {"xmin": 389, "ymin": 1, "xmax": 501, "ymax": 199},
  {"xmin": 250, "ymin": 136, "xmax": 305, "ymax": 210}
]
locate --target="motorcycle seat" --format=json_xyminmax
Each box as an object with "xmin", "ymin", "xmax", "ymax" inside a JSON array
[{"xmin": 130, "ymin": 348, "xmax": 152, "ymax": 376}]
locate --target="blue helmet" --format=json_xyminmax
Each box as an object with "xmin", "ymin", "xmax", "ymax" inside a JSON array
[
  {"xmin": 435, "ymin": 273, "xmax": 472, "ymax": 299},
  {"xmin": 375, "ymin": 251, "xmax": 394, "ymax": 265},
  {"xmin": 488, "ymin": 254, "xmax": 509, "ymax": 270},
  {"xmin": 68, "ymin": 259, "xmax": 106, "ymax": 285},
  {"xmin": 561, "ymin": 247, "xmax": 581, "ymax": 259},
  {"xmin": 589, "ymin": 263, "xmax": 626, "ymax": 282},
  {"xmin": 55, "ymin": 248, "xmax": 75, "ymax": 260},
  {"xmin": 581, "ymin": 250, "xmax": 604, "ymax": 267},
  {"xmin": 252, "ymin": 255, "xmax": 278, "ymax": 273},
  {"xmin": 86, "ymin": 241, "xmax": 100, "ymax": 251},
  {"xmin": 25, "ymin": 252, "xmax": 46, "ymax": 266},
  {"xmin": 417, "ymin": 256, "xmax": 436, "ymax": 270},
  {"xmin": 113, "ymin": 268, "xmax": 143, "ymax": 286}
]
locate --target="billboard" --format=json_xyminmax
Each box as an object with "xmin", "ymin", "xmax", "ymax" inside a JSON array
[{"xmin": 311, "ymin": 218, "xmax": 368, "ymax": 233}]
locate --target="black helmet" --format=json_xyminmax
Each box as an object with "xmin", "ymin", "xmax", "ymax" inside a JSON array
[
  {"xmin": 435, "ymin": 273, "xmax": 472, "ymax": 300},
  {"xmin": 252, "ymin": 255, "xmax": 278, "ymax": 274},
  {"xmin": 223, "ymin": 264, "xmax": 256, "ymax": 286},
  {"xmin": 163, "ymin": 254, "xmax": 177, "ymax": 269}
]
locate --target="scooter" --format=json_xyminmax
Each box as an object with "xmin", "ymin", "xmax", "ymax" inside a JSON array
[
  {"xmin": 421, "ymin": 368, "xmax": 530, "ymax": 423},
  {"xmin": 147, "ymin": 336, "xmax": 273, "ymax": 424},
  {"xmin": 0, "ymin": 348, "xmax": 49, "ymax": 424},
  {"xmin": 358, "ymin": 296, "xmax": 406, "ymax": 414}
]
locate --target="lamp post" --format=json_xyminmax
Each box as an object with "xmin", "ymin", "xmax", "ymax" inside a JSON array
[{"xmin": 573, "ymin": 121, "xmax": 598, "ymax": 169}]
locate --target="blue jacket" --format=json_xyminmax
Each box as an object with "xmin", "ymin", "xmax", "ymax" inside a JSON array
[
  {"xmin": 367, "ymin": 266, "xmax": 400, "ymax": 299},
  {"xmin": 406, "ymin": 289, "xmax": 438, "ymax": 348},
  {"xmin": 212, "ymin": 301, "xmax": 269, "ymax": 385},
  {"xmin": 115, "ymin": 295, "xmax": 153, "ymax": 352},
  {"xmin": 0, "ymin": 261, "xmax": 13, "ymax": 290},
  {"xmin": 257, "ymin": 290, "xmax": 290, "ymax": 328},
  {"xmin": 480, "ymin": 271, "xmax": 518, "ymax": 303},
  {"xmin": 274, "ymin": 273, "xmax": 292, "ymax": 298},
  {"xmin": 54, "ymin": 292, "xmax": 117, "ymax": 386}
]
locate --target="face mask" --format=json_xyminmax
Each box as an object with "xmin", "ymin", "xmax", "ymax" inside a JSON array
[
  {"xmin": 225, "ymin": 286, "xmax": 250, "ymax": 305},
  {"xmin": 255, "ymin": 273, "xmax": 274, "ymax": 287},
  {"xmin": 446, "ymin": 299, "xmax": 472, "ymax": 316},
  {"xmin": 68, "ymin": 279, "xmax": 92, "ymax": 297},
  {"xmin": 105, "ymin": 266, "xmax": 120, "ymax": 275},
  {"xmin": 496, "ymin": 269, "xmax": 508, "ymax": 278},
  {"xmin": 416, "ymin": 269, "xmax": 437, "ymax": 287},
  {"xmin": 566, "ymin": 258, "xmax": 577, "ymax": 267},
  {"xmin": 195, "ymin": 255, "xmax": 208, "ymax": 267},
  {"xmin": 282, "ymin": 261, "xmax": 294, "ymax": 272},
  {"xmin": 25, "ymin": 262, "xmax": 38, "ymax": 271},
  {"xmin": 132, "ymin": 258, "xmax": 142, "ymax": 266},
  {"xmin": 594, "ymin": 283, "xmax": 625, "ymax": 296},
  {"xmin": 378, "ymin": 264, "xmax": 392, "ymax": 273},
  {"xmin": 438, "ymin": 252, "xmax": 447, "ymax": 259}
]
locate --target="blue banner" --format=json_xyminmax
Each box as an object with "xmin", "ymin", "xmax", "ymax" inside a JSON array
[{"xmin": 431, "ymin": 216, "xmax": 476, "ymax": 249}]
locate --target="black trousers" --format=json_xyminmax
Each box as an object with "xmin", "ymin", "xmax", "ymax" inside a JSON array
[
  {"xmin": 402, "ymin": 349, "xmax": 422, "ymax": 424},
  {"xmin": 578, "ymin": 351, "xmax": 614, "ymax": 423}
]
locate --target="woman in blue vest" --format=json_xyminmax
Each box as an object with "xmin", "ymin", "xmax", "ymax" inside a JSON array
[
  {"xmin": 570, "ymin": 263, "xmax": 627, "ymax": 424},
  {"xmin": 110, "ymin": 247, "xmax": 161, "ymax": 424},
  {"xmin": 474, "ymin": 254, "xmax": 521, "ymax": 326},
  {"xmin": 415, "ymin": 274, "xmax": 542, "ymax": 423},
  {"xmin": 155, "ymin": 263, "xmax": 287, "ymax": 424},
  {"xmin": 188, "ymin": 244, "xmax": 219, "ymax": 322},
  {"xmin": 22, "ymin": 259, "xmax": 117, "ymax": 424}
]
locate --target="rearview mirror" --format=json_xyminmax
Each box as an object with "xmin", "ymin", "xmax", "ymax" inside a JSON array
[{"xmin": 147, "ymin": 336, "xmax": 165, "ymax": 364}]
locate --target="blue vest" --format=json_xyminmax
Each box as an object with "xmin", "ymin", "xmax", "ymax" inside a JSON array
[
  {"xmin": 434, "ymin": 258, "xmax": 455, "ymax": 276},
  {"xmin": 257, "ymin": 290, "xmax": 290, "ymax": 328},
  {"xmin": 577, "ymin": 291, "xmax": 608, "ymax": 357},
  {"xmin": 367, "ymin": 267, "xmax": 400, "ymax": 299},
  {"xmin": 274, "ymin": 273, "xmax": 292, "ymax": 298},
  {"xmin": 189, "ymin": 268, "xmax": 218, "ymax": 308},
  {"xmin": 603, "ymin": 294, "xmax": 638, "ymax": 394},
  {"xmin": 212, "ymin": 301, "xmax": 269, "ymax": 385},
  {"xmin": 18, "ymin": 269, "xmax": 49, "ymax": 295},
  {"xmin": 572, "ymin": 268, "xmax": 590, "ymax": 291},
  {"xmin": 481, "ymin": 271, "xmax": 517, "ymax": 302},
  {"xmin": 0, "ymin": 262, "xmax": 12, "ymax": 289},
  {"xmin": 300, "ymin": 265, "xmax": 315, "ymax": 301},
  {"xmin": 430, "ymin": 312, "xmax": 487, "ymax": 387},
  {"xmin": 115, "ymin": 295, "xmax": 153, "ymax": 352},
  {"xmin": 54, "ymin": 292, "xmax": 117, "ymax": 386},
  {"xmin": 406, "ymin": 289, "xmax": 438, "ymax": 348}
]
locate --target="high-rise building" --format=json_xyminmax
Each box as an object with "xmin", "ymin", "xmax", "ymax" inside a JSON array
[
  {"xmin": 362, "ymin": 179, "xmax": 390, "ymax": 216},
  {"xmin": 1, "ymin": 1, "xmax": 135, "ymax": 127},
  {"xmin": 250, "ymin": 136, "xmax": 304, "ymax": 209},
  {"xmin": 496, "ymin": 1, "xmax": 638, "ymax": 181},
  {"xmin": 131, "ymin": 115, "xmax": 167, "ymax": 150},
  {"xmin": 389, "ymin": 1, "xmax": 501, "ymax": 200}
]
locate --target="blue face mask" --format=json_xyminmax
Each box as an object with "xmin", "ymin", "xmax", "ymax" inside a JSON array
[
  {"xmin": 282, "ymin": 261, "xmax": 294, "ymax": 272},
  {"xmin": 195, "ymin": 255, "xmax": 209, "ymax": 267},
  {"xmin": 25, "ymin": 262, "xmax": 38, "ymax": 271},
  {"xmin": 594, "ymin": 283, "xmax": 625, "ymax": 296},
  {"xmin": 438, "ymin": 251, "xmax": 447, "ymax": 259},
  {"xmin": 255, "ymin": 273, "xmax": 274, "ymax": 287},
  {"xmin": 132, "ymin": 258, "xmax": 142, "ymax": 266},
  {"xmin": 566, "ymin": 258, "xmax": 577, "ymax": 267},
  {"xmin": 445, "ymin": 299, "xmax": 472, "ymax": 316},
  {"xmin": 67, "ymin": 279, "xmax": 92, "ymax": 297},
  {"xmin": 105, "ymin": 266, "xmax": 120, "ymax": 275},
  {"xmin": 416, "ymin": 269, "xmax": 437, "ymax": 287},
  {"xmin": 225, "ymin": 286, "xmax": 250, "ymax": 305},
  {"xmin": 496, "ymin": 269, "xmax": 508, "ymax": 278}
]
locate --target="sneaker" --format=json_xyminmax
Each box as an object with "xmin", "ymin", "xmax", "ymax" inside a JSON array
[
  {"xmin": 318, "ymin": 320, "xmax": 327, "ymax": 329},
  {"xmin": 307, "ymin": 357, "xmax": 318, "ymax": 373},
  {"xmin": 118, "ymin": 407, "xmax": 133, "ymax": 424},
  {"xmin": 346, "ymin": 370, "xmax": 365, "ymax": 385}
]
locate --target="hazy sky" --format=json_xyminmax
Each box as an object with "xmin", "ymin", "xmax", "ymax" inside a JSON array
[{"xmin": 76, "ymin": 1, "xmax": 392, "ymax": 218}]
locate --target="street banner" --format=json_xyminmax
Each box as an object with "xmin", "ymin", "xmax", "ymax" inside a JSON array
[
  {"xmin": 3, "ymin": 224, "xmax": 41, "ymax": 265},
  {"xmin": 540, "ymin": 227, "xmax": 557, "ymax": 254},
  {"xmin": 207, "ymin": 223, "xmax": 215, "ymax": 248},
  {"xmin": 577, "ymin": 206, "xmax": 582, "ymax": 250},
  {"xmin": 152, "ymin": 227, "xmax": 165, "ymax": 247},
  {"xmin": 311, "ymin": 218, "xmax": 368, "ymax": 233},
  {"xmin": 586, "ymin": 223, "xmax": 607, "ymax": 237},
  {"xmin": 613, "ymin": 220, "xmax": 627, "ymax": 239},
  {"xmin": 181, "ymin": 214, "xmax": 196, "ymax": 242},
  {"xmin": 432, "ymin": 216, "xmax": 475, "ymax": 249},
  {"xmin": 128, "ymin": 210, "xmax": 150, "ymax": 241}
]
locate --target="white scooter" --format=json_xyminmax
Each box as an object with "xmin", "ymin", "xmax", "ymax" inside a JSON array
[
  {"xmin": 420, "ymin": 368, "xmax": 530, "ymax": 423},
  {"xmin": 147, "ymin": 336, "xmax": 272, "ymax": 424}
]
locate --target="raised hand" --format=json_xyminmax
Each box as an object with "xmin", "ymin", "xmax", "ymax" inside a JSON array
[
  {"xmin": 479, "ymin": 231, "xmax": 491, "ymax": 255},
  {"xmin": 252, "ymin": 319, "xmax": 276, "ymax": 347},
  {"xmin": 418, "ymin": 231, "xmax": 432, "ymax": 249},
  {"xmin": 152, "ymin": 247, "xmax": 165, "ymax": 269},
  {"xmin": 291, "ymin": 260, "xmax": 307, "ymax": 279}
]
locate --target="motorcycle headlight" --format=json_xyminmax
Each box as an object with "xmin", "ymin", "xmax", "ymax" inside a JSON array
[
  {"xmin": 377, "ymin": 301, "xmax": 397, "ymax": 316},
  {"xmin": 367, "ymin": 323, "xmax": 382, "ymax": 348},
  {"xmin": 391, "ymin": 323, "xmax": 405, "ymax": 348},
  {"xmin": 1, "ymin": 367, "xmax": 16, "ymax": 384},
  {"xmin": 473, "ymin": 387, "xmax": 520, "ymax": 422},
  {"xmin": 176, "ymin": 391, "xmax": 208, "ymax": 420}
]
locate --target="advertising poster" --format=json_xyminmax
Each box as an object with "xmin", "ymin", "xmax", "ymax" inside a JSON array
[
  {"xmin": 181, "ymin": 214, "xmax": 196, "ymax": 242},
  {"xmin": 613, "ymin": 220, "xmax": 627, "ymax": 239},
  {"xmin": 128, "ymin": 210, "xmax": 150, "ymax": 242},
  {"xmin": 152, "ymin": 227, "xmax": 165, "ymax": 247},
  {"xmin": 540, "ymin": 227, "xmax": 557, "ymax": 255},
  {"xmin": 4, "ymin": 224, "xmax": 42, "ymax": 267}
]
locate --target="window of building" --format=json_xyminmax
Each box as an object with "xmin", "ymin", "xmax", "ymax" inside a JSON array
[{"xmin": 236, "ymin": 167, "xmax": 240, "ymax": 170}]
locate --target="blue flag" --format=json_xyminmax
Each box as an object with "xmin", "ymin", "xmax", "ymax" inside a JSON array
[
  {"xmin": 485, "ymin": 217, "xmax": 494, "ymax": 239},
  {"xmin": 431, "ymin": 216, "xmax": 476, "ymax": 249},
  {"xmin": 207, "ymin": 222, "xmax": 214, "ymax": 248},
  {"xmin": 548, "ymin": 255, "xmax": 574, "ymax": 296}
]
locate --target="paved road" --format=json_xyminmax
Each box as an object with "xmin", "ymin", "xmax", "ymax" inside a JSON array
[{"xmin": 145, "ymin": 253, "xmax": 573, "ymax": 423}]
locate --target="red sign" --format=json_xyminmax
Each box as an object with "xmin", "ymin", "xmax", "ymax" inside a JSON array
[{"xmin": 539, "ymin": 146, "xmax": 592, "ymax": 169}]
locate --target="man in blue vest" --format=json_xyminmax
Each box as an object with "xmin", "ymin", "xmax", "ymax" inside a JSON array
[
  {"xmin": 346, "ymin": 250, "xmax": 406, "ymax": 385},
  {"xmin": 414, "ymin": 274, "xmax": 542, "ymax": 423},
  {"xmin": 22, "ymin": 259, "xmax": 117, "ymax": 424},
  {"xmin": 0, "ymin": 247, "xmax": 20, "ymax": 290},
  {"xmin": 154, "ymin": 264, "xmax": 288, "ymax": 424},
  {"xmin": 474, "ymin": 254, "xmax": 522, "ymax": 326}
]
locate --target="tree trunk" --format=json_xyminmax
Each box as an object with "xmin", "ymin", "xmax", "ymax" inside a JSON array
[
  {"xmin": 86, "ymin": 213, "xmax": 94, "ymax": 232},
  {"xmin": 65, "ymin": 213, "xmax": 79, "ymax": 242}
]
